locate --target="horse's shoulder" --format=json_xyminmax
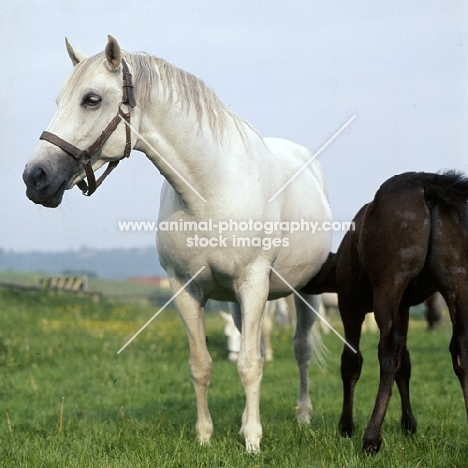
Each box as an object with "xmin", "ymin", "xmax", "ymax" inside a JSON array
[{"xmin": 264, "ymin": 137, "xmax": 310, "ymax": 162}]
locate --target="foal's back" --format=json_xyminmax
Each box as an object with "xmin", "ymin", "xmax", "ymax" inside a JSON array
[{"xmin": 359, "ymin": 171, "xmax": 468, "ymax": 306}]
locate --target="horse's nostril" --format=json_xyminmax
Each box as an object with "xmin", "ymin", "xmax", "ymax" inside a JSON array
[
  {"xmin": 35, "ymin": 167, "xmax": 44, "ymax": 179},
  {"xmin": 33, "ymin": 167, "xmax": 49, "ymax": 189}
]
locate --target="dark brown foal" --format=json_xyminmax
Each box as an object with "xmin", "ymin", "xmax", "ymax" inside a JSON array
[
  {"xmin": 424, "ymin": 293, "xmax": 442, "ymax": 329},
  {"xmin": 302, "ymin": 171, "xmax": 468, "ymax": 453}
]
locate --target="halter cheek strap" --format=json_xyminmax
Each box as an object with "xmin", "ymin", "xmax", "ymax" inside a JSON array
[{"xmin": 39, "ymin": 58, "xmax": 136, "ymax": 196}]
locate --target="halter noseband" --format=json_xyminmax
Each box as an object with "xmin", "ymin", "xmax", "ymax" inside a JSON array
[{"xmin": 40, "ymin": 59, "xmax": 136, "ymax": 196}]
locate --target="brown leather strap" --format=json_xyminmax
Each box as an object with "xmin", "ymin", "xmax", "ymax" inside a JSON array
[
  {"xmin": 121, "ymin": 59, "xmax": 136, "ymax": 109},
  {"xmin": 95, "ymin": 160, "xmax": 120, "ymax": 189},
  {"xmin": 120, "ymin": 110, "xmax": 132, "ymax": 158},
  {"xmin": 39, "ymin": 58, "xmax": 136, "ymax": 196},
  {"xmin": 82, "ymin": 111, "xmax": 125, "ymax": 160},
  {"xmin": 77, "ymin": 179, "xmax": 89, "ymax": 193},
  {"xmin": 40, "ymin": 131, "xmax": 84, "ymax": 161},
  {"xmin": 80, "ymin": 160, "xmax": 97, "ymax": 196}
]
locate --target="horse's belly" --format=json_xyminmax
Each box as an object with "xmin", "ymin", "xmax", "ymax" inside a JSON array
[
  {"xmin": 269, "ymin": 228, "xmax": 332, "ymax": 293},
  {"xmin": 156, "ymin": 219, "xmax": 332, "ymax": 300}
]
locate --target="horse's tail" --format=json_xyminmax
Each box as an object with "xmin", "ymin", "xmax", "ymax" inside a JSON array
[{"xmin": 424, "ymin": 170, "xmax": 468, "ymax": 205}]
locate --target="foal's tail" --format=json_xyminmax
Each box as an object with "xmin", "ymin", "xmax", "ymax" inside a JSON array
[{"xmin": 424, "ymin": 170, "xmax": 468, "ymax": 205}]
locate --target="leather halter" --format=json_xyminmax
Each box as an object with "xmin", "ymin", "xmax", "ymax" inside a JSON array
[{"xmin": 40, "ymin": 59, "xmax": 136, "ymax": 196}]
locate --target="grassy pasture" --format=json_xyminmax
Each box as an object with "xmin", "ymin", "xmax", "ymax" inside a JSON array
[{"xmin": 0, "ymin": 286, "xmax": 466, "ymax": 467}]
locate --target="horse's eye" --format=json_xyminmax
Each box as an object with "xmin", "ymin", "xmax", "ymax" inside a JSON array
[{"xmin": 82, "ymin": 94, "xmax": 102, "ymax": 107}]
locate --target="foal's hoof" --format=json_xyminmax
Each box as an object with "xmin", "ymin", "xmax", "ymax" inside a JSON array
[
  {"xmin": 401, "ymin": 416, "xmax": 417, "ymax": 435},
  {"xmin": 362, "ymin": 437, "xmax": 382, "ymax": 454},
  {"xmin": 338, "ymin": 419, "xmax": 355, "ymax": 437}
]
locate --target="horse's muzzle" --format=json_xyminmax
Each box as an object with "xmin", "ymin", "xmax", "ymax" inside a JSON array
[{"xmin": 23, "ymin": 161, "xmax": 68, "ymax": 208}]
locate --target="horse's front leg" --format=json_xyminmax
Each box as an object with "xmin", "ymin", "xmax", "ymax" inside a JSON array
[
  {"xmin": 234, "ymin": 268, "xmax": 269, "ymax": 453},
  {"xmin": 171, "ymin": 279, "xmax": 213, "ymax": 445}
]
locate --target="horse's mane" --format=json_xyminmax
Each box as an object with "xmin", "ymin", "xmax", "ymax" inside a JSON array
[{"xmin": 63, "ymin": 51, "xmax": 255, "ymax": 143}]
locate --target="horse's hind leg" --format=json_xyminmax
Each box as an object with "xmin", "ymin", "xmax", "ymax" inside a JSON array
[
  {"xmin": 425, "ymin": 293, "xmax": 442, "ymax": 330},
  {"xmin": 338, "ymin": 298, "xmax": 365, "ymax": 437},
  {"xmin": 363, "ymin": 286, "xmax": 408, "ymax": 453},
  {"xmin": 171, "ymin": 279, "xmax": 213, "ymax": 445},
  {"xmin": 394, "ymin": 306, "xmax": 417, "ymax": 435},
  {"xmin": 293, "ymin": 293, "xmax": 321, "ymax": 424},
  {"xmin": 430, "ymin": 202, "xmax": 468, "ymax": 419},
  {"xmin": 262, "ymin": 301, "xmax": 275, "ymax": 361},
  {"xmin": 444, "ymin": 291, "xmax": 468, "ymax": 417}
]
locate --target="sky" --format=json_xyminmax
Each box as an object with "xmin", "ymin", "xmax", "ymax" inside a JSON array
[{"xmin": 1, "ymin": 1, "xmax": 467, "ymax": 253}]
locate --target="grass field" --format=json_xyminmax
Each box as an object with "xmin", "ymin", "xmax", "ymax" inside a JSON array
[{"xmin": 0, "ymin": 286, "xmax": 466, "ymax": 467}]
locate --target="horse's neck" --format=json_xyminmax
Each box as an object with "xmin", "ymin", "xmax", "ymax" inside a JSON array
[{"xmin": 134, "ymin": 90, "xmax": 261, "ymax": 208}]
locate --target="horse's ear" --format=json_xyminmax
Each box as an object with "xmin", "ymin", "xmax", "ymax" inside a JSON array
[
  {"xmin": 105, "ymin": 35, "xmax": 122, "ymax": 71},
  {"xmin": 65, "ymin": 38, "xmax": 88, "ymax": 66}
]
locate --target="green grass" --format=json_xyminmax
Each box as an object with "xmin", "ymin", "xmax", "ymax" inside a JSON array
[{"xmin": 0, "ymin": 287, "xmax": 466, "ymax": 467}]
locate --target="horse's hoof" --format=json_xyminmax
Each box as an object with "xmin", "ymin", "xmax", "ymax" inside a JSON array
[
  {"xmin": 196, "ymin": 420, "xmax": 213, "ymax": 446},
  {"xmin": 245, "ymin": 438, "xmax": 261, "ymax": 453},
  {"xmin": 198, "ymin": 435, "xmax": 211, "ymax": 446},
  {"xmin": 297, "ymin": 413, "xmax": 311, "ymax": 424},
  {"xmin": 296, "ymin": 400, "xmax": 312, "ymax": 424},
  {"xmin": 362, "ymin": 437, "xmax": 382, "ymax": 454},
  {"xmin": 297, "ymin": 406, "xmax": 312, "ymax": 424}
]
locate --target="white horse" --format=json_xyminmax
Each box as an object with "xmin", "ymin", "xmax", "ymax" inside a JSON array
[
  {"xmin": 221, "ymin": 297, "xmax": 296, "ymax": 362},
  {"xmin": 22, "ymin": 36, "xmax": 332, "ymax": 452}
]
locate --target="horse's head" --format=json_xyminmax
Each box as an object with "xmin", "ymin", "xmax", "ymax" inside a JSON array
[{"xmin": 23, "ymin": 35, "xmax": 137, "ymax": 207}]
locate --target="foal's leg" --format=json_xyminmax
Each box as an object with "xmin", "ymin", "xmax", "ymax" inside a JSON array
[
  {"xmin": 394, "ymin": 306, "xmax": 417, "ymax": 434},
  {"xmin": 293, "ymin": 293, "xmax": 320, "ymax": 423},
  {"xmin": 431, "ymin": 206, "xmax": 468, "ymax": 417},
  {"xmin": 444, "ymin": 291, "xmax": 468, "ymax": 417},
  {"xmin": 338, "ymin": 300, "xmax": 365, "ymax": 437},
  {"xmin": 171, "ymin": 280, "xmax": 213, "ymax": 445},
  {"xmin": 234, "ymin": 266, "xmax": 269, "ymax": 452},
  {"xmin": 425, "ymin": 293, "xmax": 442, "ymax": 330},
  {"xmin": 363, "ymin": 286, "xmax": 408, "ymax": 453}
]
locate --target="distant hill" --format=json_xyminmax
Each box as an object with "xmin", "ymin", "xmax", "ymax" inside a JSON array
[{"xmin": 0, "ymin": 247, "xmax": 166, "ymax": 280}]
